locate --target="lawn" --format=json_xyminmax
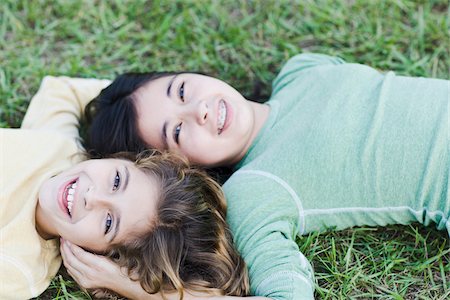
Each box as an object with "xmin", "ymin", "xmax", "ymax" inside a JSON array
[{"xmin": 1, "ymin": 0, "xmax": 449, "ymax": 299}]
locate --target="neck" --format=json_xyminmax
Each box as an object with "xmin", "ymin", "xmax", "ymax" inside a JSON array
[
  {"xmin": 232, "ymin": 101, "xmax": 270, "ymax": 165},
  {"xmin": 250, "ymin": 101, "xmax": 270, "ymax": 141}
]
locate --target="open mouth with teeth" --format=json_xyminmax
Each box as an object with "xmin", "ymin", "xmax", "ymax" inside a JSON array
[
  {"xmin": 63, "ymin": 180, "xmax": 77, "ymax": 217},
  {"xmin": 218, "ymin": 99, "xmax": 227, "ymax": 134}
]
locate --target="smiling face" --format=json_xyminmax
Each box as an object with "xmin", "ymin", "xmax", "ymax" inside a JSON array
[
  {"xmin": 36, "ymin": 158, "xmax": 159, "ymax": 253},
  {"xmin": 133, "ymin": 73, "xmax": 266, "ymax": 167}
]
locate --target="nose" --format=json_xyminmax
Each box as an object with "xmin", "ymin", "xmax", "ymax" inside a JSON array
[
  {"xmin": 181, "ymin": 100, "xmax": 208, "ymax": 125},
  {"xmin": 84, "ymin": 186, "xmax": 110, "ymax": 210}
]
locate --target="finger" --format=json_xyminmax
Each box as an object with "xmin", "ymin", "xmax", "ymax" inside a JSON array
[
  {"xmin": 63, "ymin": 250, "xmax": 95, "ymax": 289},
  {"xmin": 62, "ymin": 252, "xmax": 89, "ymax": 288},
  {"xmin": 60, "ymin": 239, "xmax": 72, "ymax": 266},
  {"xmin": 91, "ymin": 289, "xmax": 110, "ymax": 298},
  {"xmin": 67, "ymin": 241, "xmax": 123, "ymax": 276},
  {"xmin": 65, "ymin": 264, "xmax": 84, "ymax": 284},
  {"xmin": 60, "ymin": 239, "xmax": 78, "ymax": 266},
  {"xmin": 61, "ymin": 244, "xmax": 82, "ymax": 277},
  {"xmin": 61, "ymin": 240, "xmax": 92, "ymax": 275},
  {"xmin": 60, "ymin": 238, "xmax": 75, "ymax": 262},
  {"xmin": 60, "ymin": 238, "xmax": 75, "ymax": 258},
  {"xmin": 66, "ymin": 241, "xmax": 103, "ymax": 266}
]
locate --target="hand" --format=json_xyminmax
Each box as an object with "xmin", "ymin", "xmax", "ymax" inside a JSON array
[{"xmin": 60, "ymin": 238, "xmax": 128, "ymax": 291}]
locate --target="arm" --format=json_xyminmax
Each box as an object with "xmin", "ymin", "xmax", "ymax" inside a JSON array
[
  {"xmin": 20, "ymin": 76, "xmax": 110, "ymax": 138},
  {"xmin": 223, "ymin": 172, "xmax": 316, "ymax": 300},
  {"xmin": 60, "ymin": 240, "xmax": 269, "ymax": 300},
  {"xmin": 0, "ymin": 257, "xmax": 39, "ymax": 299}
]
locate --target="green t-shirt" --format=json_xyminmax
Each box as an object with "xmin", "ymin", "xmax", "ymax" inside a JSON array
[{"xmin": 224, "ymin": 53, "xmax": 449, "ymax": 299}]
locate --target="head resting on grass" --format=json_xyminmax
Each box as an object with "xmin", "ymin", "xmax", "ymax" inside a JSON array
[
  {"xmin": 84, "ymin": 72, "xmax": 266, "ymax": 168},
  {"xmin": 38, "ymin": 150, "xmax": 249, "ymax": 296}
]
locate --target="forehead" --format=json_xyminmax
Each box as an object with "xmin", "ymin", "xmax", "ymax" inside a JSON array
[
  {"xmin": 135, "ymin": 74, "xmax": 172, "ymax": 96},
  {"xmin": 67, "ymin": 158, "xmax": 120, "ymax": 173},
  {"xmin": 133, "ymin": 77, "xmax": 172, "ymax": 150},
  {"xmin": 133, "ymin": 73, "xmax": 203, "ymax": 99},
  {"xmin": 124, "ymin": 160, "xmax": 159, "ymax": 208},
  {"xmin": 115, "ymin": 161, "xmax": 159, "ymax": 242},
  {"xmin": 85, "ymin": 157, "xmax": 131, "ymax": 169}
]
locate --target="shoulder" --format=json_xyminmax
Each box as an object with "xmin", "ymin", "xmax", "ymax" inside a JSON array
[
  {"xmin": 224, "ymin": 169, "xmax": 300, "ymax": 208},
  {"xmin": 272, "ymin": 53, "xmax": 346, "ymax": 95},
  {"xmin": 0, "ymin": 232, "xmax": 60, "ymax": 298},
  {"xmin": 283, "ymin": 53, "xmax": 345, "ymax": 68},
  {"xmin": 224, "ymin": 169, "xmax": 302, "ymax": 237}
]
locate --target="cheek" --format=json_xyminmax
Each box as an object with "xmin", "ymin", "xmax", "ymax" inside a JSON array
[
  {"xmin": 140, "ymin": 122, "xmax": 164, "ymax": 149},
  {"xmin": 184, "ymin": 142, "xmax": 224, "ymax": 166},
  {"xmin": 37, "ymin": 184, "xmax": 51, "ymax": 208},
  {"xmin": 60, "ymin": 223, "xmax": 101, "ymax": 247},
  {"xmin": 181, "ymin": 135, "xmax": 209, "ymax": 156},
  {"xmin": 40, "ymin": 176, "xmax": 57, "ymax": 198}
]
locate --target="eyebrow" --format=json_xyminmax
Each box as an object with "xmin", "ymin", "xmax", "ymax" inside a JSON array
[
  {"xmin": 166, "ymin": 74, "xmax": 178, "ymax": 97},
  {"xmin": 109, "ymin": 166, "xmax": 129, "ymax": 243},
  {"xmin": 161, "ymin": 121, "xmax": 169, "ymax": 150},
  {"xmin": 110, "ymin": 215, "xmax": 121, "ymax": 244},
  {"xmin": 123, "ymin": 166, "xmax": 130, "ymax": 192},
  {"xmin": 162, "ymin": 74, "xmax": 178, "ymax": 150}
]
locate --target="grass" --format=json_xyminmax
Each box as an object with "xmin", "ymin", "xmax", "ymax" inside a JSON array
[
  {"xmin": 1, "ymin": 0, "xmax": 449, "ymax": 299},
  {"xmin": 301, "ymin": 226, "xmax": 449, "ymax": 299}
]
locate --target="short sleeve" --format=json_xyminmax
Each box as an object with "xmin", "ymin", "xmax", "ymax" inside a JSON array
[
  {"xmin": 0, "ymin": 255, "xmax": 37, "ymax": 299},
  {"xmin": 272, "ymin": 53, "xmax": 345, "ymax": 96},
  {"xmin": 224, "ymin": 172, "xmax": 315, "ymax": 300}
]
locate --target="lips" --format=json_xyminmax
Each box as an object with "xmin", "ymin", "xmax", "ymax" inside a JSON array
[{"xmin": 59, "ymin": 178, "xmax": 78, "ymax": 218}]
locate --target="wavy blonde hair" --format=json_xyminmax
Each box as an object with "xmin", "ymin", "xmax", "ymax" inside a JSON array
[{"xmin": 105, "ymin": 150, "xmax": 249, "ymax": 298}]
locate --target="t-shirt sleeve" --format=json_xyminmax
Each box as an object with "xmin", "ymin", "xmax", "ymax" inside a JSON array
[
  {"xmin": 272, "ymin": 53, "xmax": 345, "ymax": 96},
  {"xmin": 0, "ymin": 255, "xmax": 38, "ymax": 299},
  {"xmin": 20, "ymin": 76, "xmax": 111, "ymax": 139},
  {"xmin": 224, "ymin": 172, "xmax": 315, "ymax": 300}
]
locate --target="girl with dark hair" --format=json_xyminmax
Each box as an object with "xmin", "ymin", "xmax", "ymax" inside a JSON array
[
  {"xmin": 78, "ymin": 53, "xmax": 448, "ymax": 300},
  {"xmin": 84, "ymin": 72, "xmax": 178, "ymax": 156},
  {"xmin": 1, "ymin": 77, "xmax": 254, "ymax": 299}
]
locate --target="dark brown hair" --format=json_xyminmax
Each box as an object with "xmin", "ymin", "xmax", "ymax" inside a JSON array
[
  {"xmin": 106, "ymin": 151, "xmax": 249, "ymax": 298},
  {"xmin": 82, "ymin": 72, "xmax": 178, "ymax": 156}
]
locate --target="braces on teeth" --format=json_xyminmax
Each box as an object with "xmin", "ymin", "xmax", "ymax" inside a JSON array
[{"xmin": 218, "ymin": 100, "xmax": 227, "ymax": 132}]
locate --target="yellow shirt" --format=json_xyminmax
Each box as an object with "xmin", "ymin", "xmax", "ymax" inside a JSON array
[{"xmin": 0, "ymin": 76, "xmax": 110, "ymax": 299}]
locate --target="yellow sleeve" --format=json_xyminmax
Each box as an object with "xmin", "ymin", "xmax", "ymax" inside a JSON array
[
  {"xmin": 0, "ymin": 255, "xmax": 37, "ymax": 299},
  {"xmin": 20, "ymin": 76, "xmax": 111, "ymax": 139},
  {"xmin": 0, "ymin": 252, "xmax": 61, "ymax": 299}
]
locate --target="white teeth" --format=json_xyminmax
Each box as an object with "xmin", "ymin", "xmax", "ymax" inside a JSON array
[
  {"xmin": 66, "ymin": 182, "xmax": 76, "ymax": 216},
  {"xmin": 218, "ymin": 100, "xmax": 227, "ymax": 132}
]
